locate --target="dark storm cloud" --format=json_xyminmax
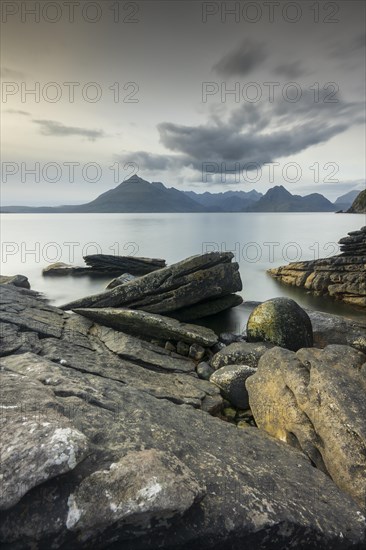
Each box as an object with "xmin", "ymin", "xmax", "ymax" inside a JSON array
[
  {"xmin": 6, "ymin": 109, "xmax": 30, "ymax": 116},
  {"xmin": 33, "ymin": 120, "xmax": 105, "ymax": 141},
  {"xmin": 213, "ymin": 39, "xmax": 267, "ymax": 77},
  {"xmin": 275, "ymin": 61, "xmax": 306, "ymax": 79},
  {"xmin": 330, "ymin": 32, "xmax": 366, "ymax": 58},
  {"xmin": 129, "ymin": 91, "xmax": 364, "ymax": 175}
]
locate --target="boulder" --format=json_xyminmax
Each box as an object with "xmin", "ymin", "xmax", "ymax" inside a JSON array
[
  {"xmin": 61, "ymin": 253, "xmax": 243, "ymax": 321},
  {"xmin": 268, "ymin": 226, "xmax": 366, "ymax": 307},
  {"xmin": 211, "ymin": 341, "xmax": 273, "ymax": 370},
  {"xmin": 246, "ymin": 298, "xmax": 313, "ymax": 351},
  {"xmin": 210, "ymin": 364, "xmax": 256, "ymax": 409},
  {"xmin": 0, "ymin": 274, "xmax": 30, "ymax": 289},
  {"xmin": 246, "ymin": 345, "xmax": 366, "ymax": 511},
  {"xmin": 73, "ymin": 308, "xmax": 218, "ymax": 347}
]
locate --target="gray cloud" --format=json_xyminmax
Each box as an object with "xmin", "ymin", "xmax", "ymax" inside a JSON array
[
  {"xmin": 33, "ymin": 120, "xmax": 105, "ymax": 141},
  {"xmin": 275, "ymin": 61, "xmax": 307, "ymax": 79},
  {"xmin": 6, "ymin": 109, "xmax": 30, "ymax": 116},
  {"xmin": 128, "ymin": 91, "xmax": 363, "ymax": 175},
  {"xmin": 213, "ymin": 39, "xmax": 267, "ymax": 77},
  {"xmin": 1, "ymin": 67, "xmax": 26, "ymax": 79}
]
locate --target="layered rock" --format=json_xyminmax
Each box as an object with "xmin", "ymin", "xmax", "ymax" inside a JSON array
[
  {"xmin": 268, "ymin": 226, "xmax": 366, "ymax": 307},
  {"xmin": 1, "ymin": 284, "xmax": 366, "ymax": 548},
  {"xmin": 61, "ymin": 252, "xmax": 243, "ymax": 321},
  {"xmin": 246, "ymin": 345, "xmax": 366, "ymax": 511},
  {"xmin": 43, "ymin": 255, "xmax": 166, "ymax": 276},
  {"xmin": 73, "ymin": 308, "xmax": 218, "ymax": 347}
]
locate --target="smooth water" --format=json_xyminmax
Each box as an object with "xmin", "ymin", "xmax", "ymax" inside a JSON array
[{"xmin": 1, "ymin": 212, "xmax": 365, "ymax": 332}]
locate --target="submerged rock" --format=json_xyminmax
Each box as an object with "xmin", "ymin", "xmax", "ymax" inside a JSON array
[{"xmin": 246, "ymin": 297, "xmax": 313, "ymax": 351}]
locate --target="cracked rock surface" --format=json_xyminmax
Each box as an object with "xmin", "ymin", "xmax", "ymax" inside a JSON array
[
  {"xmin": 246, "ymin": 344, "xmax": 366, "ymax": 511},
  {"xmin": 1, "ymin": 283, "xmax": 366, "ymax": 549}
]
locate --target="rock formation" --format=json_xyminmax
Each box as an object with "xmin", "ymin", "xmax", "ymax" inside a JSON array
[
  {"xmin": 347, "ymin": 189, "xmax": 366, "ymax": 213},
  {"xmin": 43, "ymin": 255, "xmax": 166, "ymax": 276},
  {"xmin": 246, "ymin": 345, "xmax": 366, "ymax": 511},
  {"xmin": 1, "ymin": 282, "xmax": 366, "ymax": 549},
  {"xmin": 268, "ymin": 226, "xmax": 366, "ymax": 307},
  {"xmin": 61, "ymin": 252, "xmax": 243, "ymax": 321}
]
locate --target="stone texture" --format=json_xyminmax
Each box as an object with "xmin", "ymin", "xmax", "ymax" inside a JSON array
[
  {"xmin": 210, "ymin": 364, "xmax": 256, "ymax": 409},
  {"xmin": 106, "ymin": 273, "xmax": 136, "ymax": 289},
  {"xmin": 73, "ymin": 308, "xmax": 218, "ymax": 347},
  {"xmin": 84, "ymin": 254, "xmax": 166, "ymax": 275},
  {"xmin": 268, "ymin": 226, "xmax": 366, "ymax": 307},
  {"xmin": 61, "ymin": 253, "xmax": 243, "ymax": 321},
  {"xmin": 246, "ymin": 345, "xmax": 366, "ymax": 511},
  {"xmin": 1, "ymin": 284, "xmax": 366, "ymax": 549},
  {"xmin": 247, "ymin": 298, "xmax": 313, "ymax": 351},
  {"xmin": 0, "ymin": 274, "xmax": 30, "ymax": 289},
  {"xmin": 211, "ymin": 341, "xmax": 273, "ymax": 370}
]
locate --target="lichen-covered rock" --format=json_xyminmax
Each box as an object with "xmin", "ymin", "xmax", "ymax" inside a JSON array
[
  {"xmin": 246, "ymin": 344, "xmax": 366, "ymax": 511},
  {"xmin": 246, "ymin": 298, "xmax": 313, "ymax": 351},
  {"xmin": 65, "ymin": 449, "xmax": 205, "ymax": 537},
  {"xmin": 106, "ymin": 273, "xmax": 136, "ymax": 289},
  {"xmin": 210, "ymin": 364, "xmax": 257, "ymax": 409},
  {"xmin": 211, "ymin": 341, "xmax": 273, "ymax": 370}
]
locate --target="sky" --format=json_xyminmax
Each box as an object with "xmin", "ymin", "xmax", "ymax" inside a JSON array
[{"xmin": 1, "ymin": 0, "xmax": 365, "ymax": 205}]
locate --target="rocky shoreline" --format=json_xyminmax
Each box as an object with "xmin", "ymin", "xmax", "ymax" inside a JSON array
[
  {"xmin": 1, "ymin": 254, "xmax": 366, "ymax": 549},
  {"xmin": 268, "ymin": 226, "xmax": 366, "ymax": 307}
]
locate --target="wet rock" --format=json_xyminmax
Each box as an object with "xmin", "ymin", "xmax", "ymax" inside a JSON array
[
  {"xmin": 211, "ymin": 364, "xmax": 256, "ymax": 409},
  {"xmin": 268, "ymin": 226, "xmax": 366, "ymax": 307},
  {"xmin": 247, "ymin": 297, "xmax": 313, "ymax": 351},
  {"xmin": 189, "ymin": 343, "xmax": 206, "ymax": 361},
  {"xmin": 176, "ymin": 341, "xmax": 190, "ymax": 356},
  {"xmin": 196, "ymin": 362, "xmax": 214, "ymax": 380}
]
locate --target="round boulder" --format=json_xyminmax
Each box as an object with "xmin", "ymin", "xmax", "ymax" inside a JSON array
[
  {"xmin": 246, "ymin": 297, "xmax": 313, "ymax": 352},
  {"xmin": 210, "ymin": 364, "xmax": 256, "ymax": 409}
]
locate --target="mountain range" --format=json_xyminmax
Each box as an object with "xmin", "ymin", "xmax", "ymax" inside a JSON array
[{"xmin": 0, "ymin": 175, "xmax": 362, "ymax": 213}]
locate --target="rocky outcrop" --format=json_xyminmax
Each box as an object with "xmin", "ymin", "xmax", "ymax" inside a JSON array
[
  {"xmin": 61, "ymin": 252, "xmax": 243, "ymax": 321},
  {"xmin": 73, "ymin": 308, "xmax": 218, "ymax": 347},
  {"xmin": 246, "ymin": 345, "xmax": 366, "ymax": 512},
  {"xmin": 43, "ymin": 255, "xmax": 165, "ymax": 277},
  {"xmin": 347, "ymin": 189, "xmax": 366, "ymax": 213},
  {"xmin": 246, "ymin": 298, "xmax": 313, "ymax": 351},
  {"xmin": 268, "ymin": 226, "xmax": 366, "ymax": 307},
  {"xmin": 1, "ymin": 284, "xmax": 366, "ymax": 548},
  {"xmin": 0, "ymin": 274, "xmax": 30, "ymax": 289}
]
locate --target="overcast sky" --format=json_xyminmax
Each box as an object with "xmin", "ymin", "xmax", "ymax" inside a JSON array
[{"xmin": 1, "ymin": 0, "xmax": 365, "ymax": 205}]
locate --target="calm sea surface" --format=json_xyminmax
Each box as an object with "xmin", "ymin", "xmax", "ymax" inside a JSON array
[{"xmin": 1, "ymin": 212, "xmax": 365, "ymax": 332}]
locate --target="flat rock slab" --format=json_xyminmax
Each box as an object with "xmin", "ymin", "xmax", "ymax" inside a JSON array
[
  {"xmin": 246, "ymin": 344, "xmax": 366, "ymax": 511},
  {"xmin": 84, "ymin": 254, "xmax": 166, "ymax": 275},
  {"xmin": 0, "ymin": 369, "xmax": 89, "ymax": 510},
  {"xmin": 74, "ymin": 308, "xmax": 218, "ymax": 347}
]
